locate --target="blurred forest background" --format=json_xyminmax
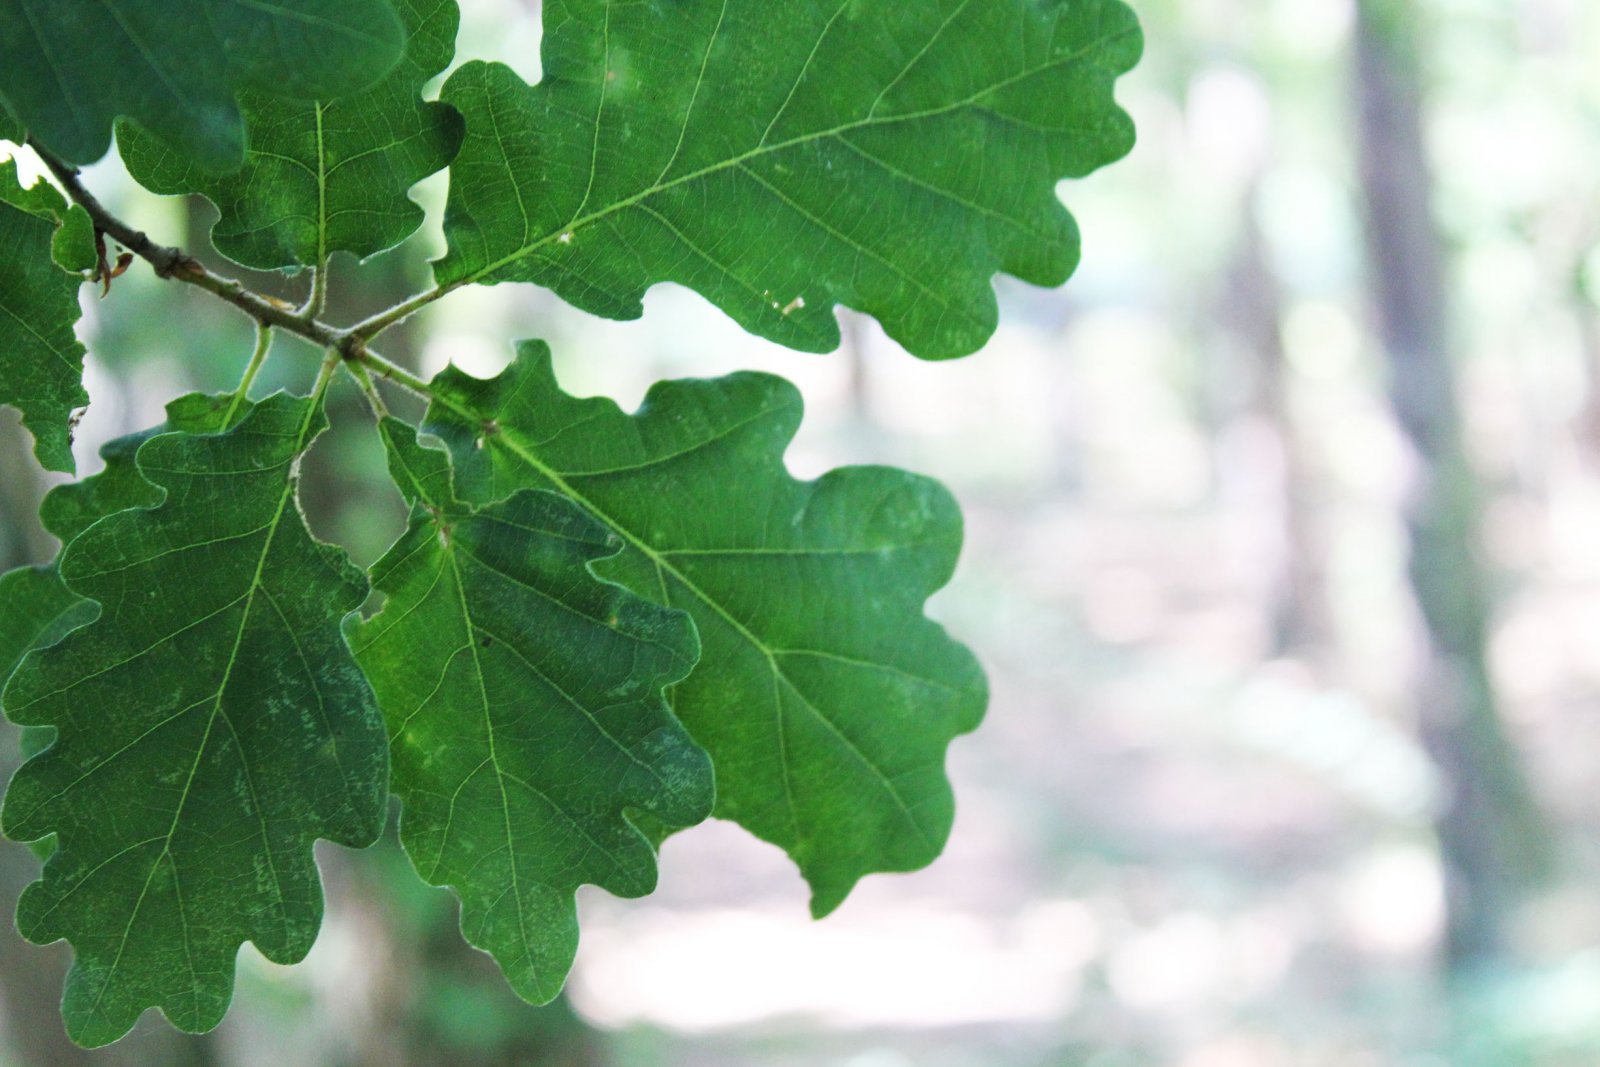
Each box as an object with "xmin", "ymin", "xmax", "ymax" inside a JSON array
[{"xmin": 3, "ymin": 0, "xmax": 1600, "ymax": 1063}]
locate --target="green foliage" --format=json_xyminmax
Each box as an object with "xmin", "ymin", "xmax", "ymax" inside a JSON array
[
  {"xmin": 0, "ymin": 393, "xmax": 244, "ymax": 765},
  {"xmin": 436, "ymin": 0, "xmax": 1141, "ymax": 358},
  {"xmin": 1, "ymin": 391, "xmax": 389, "ymax": 1046},
  {"xmin": 0, "ymin": 0, "xmax": 405, "ymax": 170},
  {"xmin": 352, "ymin": 419, "xmax": 711, "ymax": 1001},
  {"xmin": 0, "ymin": 0, "xmax": 1139, "ymax": 1047},
  {"xmin": 120, "ymin": 0, "xmax": 464, "ymax": 271},
  {"xmin": 425, "ymin": 344, "xmax": 987, "ymax": 916},
  {"xmin": 0, "ymin": 159, "xmax": 90, "ymax": 471}
]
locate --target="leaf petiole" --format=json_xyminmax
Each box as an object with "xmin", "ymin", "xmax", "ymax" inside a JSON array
[
  {"xmin": 223, "ymin": 323, "xmax": 272, "ymax": 429},
  {"xmin": 352, "ymin": 348, "xmax": 433, "ymax": 400},
  {"xmin": 347, "ymin": 360, "xmax": 390, "ymax": 419},
  {"xmin": 346, "ymin": 281, "xmax": 458, "ymax": 343},
  {"xmin": 299, "ymin": 264, "xmax": 328, "ymax": 323}
]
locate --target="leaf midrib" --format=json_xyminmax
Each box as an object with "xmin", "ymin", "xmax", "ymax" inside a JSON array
[
  {"xmin": 83, "ymin": 403, "xmax": 320, "ymax": 1022},
  {"xmin": 445, "ymin": 546, "xmax": 542, "ymax": 986}
]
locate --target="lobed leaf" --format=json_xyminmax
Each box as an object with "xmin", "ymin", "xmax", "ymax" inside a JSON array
[
  {"xmin": 0, "ymin": 158, "xmax": 89, "ymax": 472},
  {"xmin": 349, "ymin": 419, "xmax": 711, "ymax": 1002},
  {"xmin": 0, "ymin": 161, "xmax": 95, "ymax": 274},
  {"xmin": 0, "ymin": 567, "xmax": 95, "ymax": 707},
  {"xmin": 437, "ymin": 0, "xmax": 1141, "ymax": 359},
  {"xmin": 424, "ymin": 343, "xmax": 986, "ymax": 916},
  {"xmin": 121, "ymin": 0, "xmax": 464, "ymax": 271},
  {"xmin": 0, "ymin": 0, "xmax": 405, "ymax": 171},
  {"xmin": 0, "ymin": 393, "xmax": 249, "ymax": 704},
  {"xmin": 0, "ymin": 393, "xmax": 387, "ymax": 1046}
]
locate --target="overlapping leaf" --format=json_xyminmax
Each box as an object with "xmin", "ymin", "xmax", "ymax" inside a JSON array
[
  {"xmin": 350, "ymin": 420, "xmax": 710, "ymax": 1001},
  {"xmin": 0, "ymin": 0, "xmax": 404, "ymax": 170},
  {"xmin": 0, "ymin": 395, "xmax": 245, "ymax": 873},
  {"xmin": 0, "ymin": 393, "xmax": 388, "ymax": 1046},
  {"xmin": 121, "ymin": 0, "xmax": 464, "ymax": 271},
  {"xmin": 436, "ymin": 0, "xmax": 1141, "ymax": 359},
  {"xmin": 0, "ymin": 157, "xmax": 94, "ymax": 272},
  {"xmin": 0, "ymin": 393, "xmax": 247, "ymax": 701},
  {"xmin": 425, "ymin": 343, "xmax": 986, "ymax": 915},
  {"xmin": 0, "ymin": 158, "xmax": 90, "ymax": 472}
]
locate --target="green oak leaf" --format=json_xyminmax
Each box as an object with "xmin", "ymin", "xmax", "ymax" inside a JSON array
[
  {"xmin": 0, "ymin": 0, "xmax": 405, "ymax": 171},
  {"xmin": 0, "ymin": 158, "xmax": 90, "ymax": 472},
  {"xmin": 121, "ymin": 0, "xmax": 464, "ymax": 271},
  {"xmin": 0, "ymin": 393, "xmax": 249, "ymax": 703},
  {"xmin": 0, "ymin": 392, "xmax": 387, "ymax": 1047},
  {"xmin": 0, "ymin": 159, "xmax": 95, "ymax": 273},
  {"xmin": 0, "ymin": 433, "xmax": 158, "ymax": 706},
  {"xmin": 349, "ymin": 419, "xmax": 710, "ymax": 1002},
  {"xmin": 435, "ymin": 0, "xmax": 1141, "ymax": 359},
  {"xmin": 0, "ymin": 567, "xmax": 95, "ymax": 703},
  {"xmin": 424, "ymin": 343, "xmax": 986, "ymax": 916},
  {"xmin": 48, "ymin": 206, "xmax": 94, "ymax": 275},
  {"xmin": 0, "ymin": 102, "xmax": 20, "ymax": 143}
]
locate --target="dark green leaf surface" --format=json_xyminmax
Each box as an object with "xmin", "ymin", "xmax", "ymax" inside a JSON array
[
  {"xmin": 0, "ymin": 157, "xmax": 95, "ymax": 273},
  {"xmin": 0, "ymin": 568, "xmax": 95, "ymax": 702},
  {"xmin": 425, "ymin": 343, "xmax": 986, "ymax": 916},
  {"xmin": 0, "ymin": 393, "xmax": 387, "ymax": 1046},
  {"xmin": 0, "ymin": 434, "xmax": 158, "ymax": 708},
  {"xmin": 0, "ymin": 0, "xmax": 405, "ymax": 171},
  {"xmin": 436, "ymin": 0, "xmax": 1141, "ymax": 359},
  {"xmin": 0, "ymin": 393, "xmax": 248, "ymax": 703},
  {"xmin": 0, "ymin": 159, "xmax": 88, "ymax": 472},
  {"xmin": 350, "ymin": 419, "xmax": 710, "ymax": 1002},
  {"xmin": 121, "ymin": 0, "xmax": 464, "ymax": 271}
]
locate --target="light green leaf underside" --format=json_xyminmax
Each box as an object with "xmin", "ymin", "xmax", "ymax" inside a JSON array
[
  {"xmin": 121, "ymin": 0, "xmax": 464, "ymax": 271},
  {"xmin": 0, "ymin": 0, "xmax": 405, "ymax": 171},
  {"xmin": 0, "ymin": 394, "xmax": 388, "ymax": 1047},
  {"xmin": 350, "ymin": 419, "xmax": 710, "ymax": 1003},
  {"xmin": 437, "ymin": 0, "xmax": 1141, "ymax": 359},
  {"xmin": 0, "ymin": 158, "xmax": 88, "ymax": 472},
  {"xmin": 425, "ymin": 343, "xmax": 986, "ymax": 916}
]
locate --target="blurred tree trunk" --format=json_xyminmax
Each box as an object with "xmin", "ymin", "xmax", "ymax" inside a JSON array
[
  {"xmin": 1223, "ymin": 185, "xmax": 1331, "ymax": 656},
  {"xmin": 1352, "ymin": 0, "xmax": 1553, "ymax": 971}
]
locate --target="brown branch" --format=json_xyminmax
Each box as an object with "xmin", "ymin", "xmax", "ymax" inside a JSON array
[{"xmin": 32, "ymin": 143, "xmax": 357, "ymax": 356}]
